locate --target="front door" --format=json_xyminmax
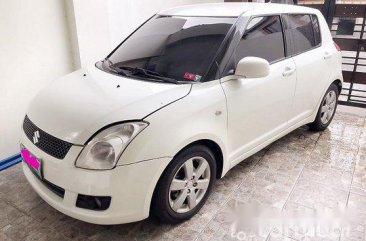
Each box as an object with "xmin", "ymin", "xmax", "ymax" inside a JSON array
[{"xmin": 220, "ymin": 15, "xmax": 297, "ymax": 165}]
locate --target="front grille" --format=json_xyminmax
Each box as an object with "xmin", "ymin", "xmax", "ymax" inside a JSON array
[{"xmin": 23, "ymin": 115, "xmax": 72, "ymax": 159}]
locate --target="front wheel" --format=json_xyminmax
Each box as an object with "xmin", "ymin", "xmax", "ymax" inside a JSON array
[
  {"xmin": 308, "ymin": 83, "xmax": 339, "ymax": 131},
  {"xmin": 151, "ymin": 145, "xmax": 216, "ymax": 224}
]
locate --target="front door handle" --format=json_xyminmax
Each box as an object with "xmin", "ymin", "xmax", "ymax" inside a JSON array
[
  {"xmin": 324, "ymin": 52, "xmax": 332, "ymax": 59},
  {"xmin": 282, "ymin": 67, "xmax": 296, "ymax": 77}
]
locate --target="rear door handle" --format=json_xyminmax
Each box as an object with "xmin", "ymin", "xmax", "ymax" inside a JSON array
[
  {"xmin": 282, "ymin": 67, "xmax": 296, "ymax": 77},
  {"xmin": 324, "ymin": 52, "xmax": 332, "ymax": 59}
]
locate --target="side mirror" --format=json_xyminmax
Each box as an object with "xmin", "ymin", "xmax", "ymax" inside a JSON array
[{"xmin": 234, "ymin": 57, "xmax": 270, "ymax": 78}]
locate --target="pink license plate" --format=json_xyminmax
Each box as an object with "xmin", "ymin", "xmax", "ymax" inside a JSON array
[{"xmin": 21, "ymin": 146, "xmax": 42, "ymax": 178}]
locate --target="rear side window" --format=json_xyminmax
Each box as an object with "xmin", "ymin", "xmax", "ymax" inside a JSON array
[
  {"xmin": 282, "ymin": 14, "xmax": 316, "ymax": 56},
  {"xmin": 234, "ymin": 15, "xmax": 285, "ymax": 63}
]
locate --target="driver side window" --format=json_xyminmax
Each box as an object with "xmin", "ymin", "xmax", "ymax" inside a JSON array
[{"xmin": 231, "ymin": 15, "xmax": 286, "ymax": 69}]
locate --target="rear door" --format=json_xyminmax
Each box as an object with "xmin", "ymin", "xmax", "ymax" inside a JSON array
[
  {"xmin": 282, "ymin": 14, "xmax": 331, "ymax": 125},
  {"xmin": 220, "ymin": 15, "xmax": 297, "ymax": 165}
]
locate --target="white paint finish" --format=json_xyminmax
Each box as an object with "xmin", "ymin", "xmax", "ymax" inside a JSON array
[
  {"xmin": 235, "ymin": 57, "xmax": 270, "ymax": 78},
  {"xmin": 27, "ymin": 66, "xmax": 191, "ymax": 145},
  {"xmin": 21, "ymin": 129, "xmax": 171, "ymax": 223},
  {"xmin": 222, "ymin": 58, "xmax": 297, "ymax": 165},
  {"xmin": 288, "ymin": 14, "xmax": 342, "ymax": 125},
  {"xmin": 289, "ymin": 47, "xmax": 331, "ymax": 123},
  {"xmin": 20, "ymin": 5, "xmax": 343, "ymax": 224},
  {"xmin": 161, "ymin": 2, "xmax": 320, "ymax": 17},
  {"xmin": 160, "ymin": 2, "xmax": 248, "ymax": 17},
  {"xmin": 243, "ymin": 3, "xmax": 321, "ymax": 16},
  {"xmin": 0, "ymin": 0, "xmax": 75, "ymax": 160},
  {"xmin": 20, "ymin": 79, "xmax": 228, "ymax": 225},
  {"xmin": 119, "ymin": 79, "xmax": 228, "ymax": 167}
]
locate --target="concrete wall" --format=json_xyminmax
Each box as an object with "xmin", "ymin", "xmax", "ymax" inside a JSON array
[
  {"xmin": 0, "ymin": 0, "xmax": 223, "ymax": 160},
  {"xmin": 0, "ymin": 0, "xmax": 75, "ymax": 160}
]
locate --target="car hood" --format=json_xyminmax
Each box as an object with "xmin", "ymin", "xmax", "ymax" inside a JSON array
[{"xmin": 26, "ymin": 66, "xmax": 191, "ymax": 145}]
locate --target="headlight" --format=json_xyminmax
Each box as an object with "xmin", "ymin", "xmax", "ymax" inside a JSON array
[{"xmin": 75, "ymin": 122, "xmax": 148, "ymax": 170}]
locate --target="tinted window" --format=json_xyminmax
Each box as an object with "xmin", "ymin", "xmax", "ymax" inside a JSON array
[
  {"xmin": 234, "ymin": 16, "xmax": 285, "ymax": 63},
  {"xmin": 311, "ymin": 15, "xmax": 321, "ymax": 46},
  {"xmin": 106, "ymin": 16, "xmax": 235, "ymax": 82},
  {"xmin": 283, "ymin": 14, "xmax": 316, "ymax": 55}
]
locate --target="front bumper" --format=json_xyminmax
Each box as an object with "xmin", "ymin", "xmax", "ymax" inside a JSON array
[{"xmin": 20, "ymin": 130, "xmax": 171, "ymax": 225}]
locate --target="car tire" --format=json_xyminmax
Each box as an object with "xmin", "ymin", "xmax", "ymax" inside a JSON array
[
  {"xmin": 151, "ymin": 145, "xmax": 216, "ymax": 224},
  {"xmin": 308, "ymin": 83, "xmax": 339, "ymax": 132}
]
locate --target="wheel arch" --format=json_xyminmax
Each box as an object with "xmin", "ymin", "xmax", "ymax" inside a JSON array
[
  {"xmin": 173, "ymin": 139, "xmax": 224, "ymax": 179},
  {"xmin": 332, "ymin": 79, "xmax": 342, "ymax": 94},
  {"xmin": 149, "ymin": 139, "xmax": 225, "ymax": 217},
  {"xmin": 310, "ymin": 78, "xmax": 343, "ymax": 123},
  {"xmin": 150, "ymin": 139, "xmax": 225, "ymax": 197}
]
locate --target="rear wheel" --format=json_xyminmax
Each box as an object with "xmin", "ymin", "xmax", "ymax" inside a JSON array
[
  {"xmin": 308, "ymin": 83, "xmax": 339, "ymax": 131},
  {"xmin": 151, "ymin": 145, "xmax": 216, "ymax": 224}
]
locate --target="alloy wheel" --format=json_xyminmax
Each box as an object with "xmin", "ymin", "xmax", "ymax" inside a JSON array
[
  {"xmin": 320, "ymin": 90, "xmax": 337, "ymax": 125},
  {"xmin": 168, "ymin": 156, "xmax": 210, "ymax": 213}
]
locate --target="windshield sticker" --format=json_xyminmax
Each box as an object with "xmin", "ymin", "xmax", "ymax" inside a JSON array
[{"xmin": 184, "ymin": 72, "xmax": 201, "ymax": 81}]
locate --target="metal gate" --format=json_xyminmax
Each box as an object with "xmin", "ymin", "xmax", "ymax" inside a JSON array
[{"xmin": 298, "ymin": 0, "xmax": 366, "ymax": 108}]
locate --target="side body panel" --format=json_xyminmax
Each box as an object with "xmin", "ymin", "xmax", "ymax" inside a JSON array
[
  {"xmin": 287, "ymin": 12, "xmax": 341, "ymax": 126},
  {"xmin": 288, "ymin": 46, "xmax": 331, "ymax": 125},
  {"xmin": 119, "ymin": 79, "xmax": 229, "ymax": 173},
  {"xmin": 220, "ymin": 59, "xmax": 297, "ymax": 167}
]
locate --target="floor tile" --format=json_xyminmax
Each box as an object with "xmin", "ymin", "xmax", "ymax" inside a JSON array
[
  {"xmin": 287, "ymin": 178, "xmax": 348, "ymax": 210},
  {"xmin": 0, "ymin": 110, "xmax": 364, "ymax": 240}
]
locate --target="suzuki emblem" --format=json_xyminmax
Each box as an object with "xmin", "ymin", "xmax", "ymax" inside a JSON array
[{"xmin": 33, "ymin": 131, "xmax": 40, "ymax": 144}]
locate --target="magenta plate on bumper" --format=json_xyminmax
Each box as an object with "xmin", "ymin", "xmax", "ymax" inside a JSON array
[{"xmin": 21, "ymin": 146, "xmax": 43, "ymax": 179}]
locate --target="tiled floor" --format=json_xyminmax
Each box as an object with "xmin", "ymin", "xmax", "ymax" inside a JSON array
[{"xmin": 1, "ymin": 108, "xmax": 366, "ymax": 241}]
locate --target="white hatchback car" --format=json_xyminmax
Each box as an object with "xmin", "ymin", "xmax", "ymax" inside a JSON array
[{"xmin": 21, "ymin": 3, "xmax": 342, "ymax": 224}]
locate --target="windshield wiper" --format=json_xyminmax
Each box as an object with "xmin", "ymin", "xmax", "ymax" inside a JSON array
[
  {"xmin": 115, "ymin": 66, "xmax": 179, "ymax": 84},
  {"xmin": 103, "ymin": 60, "xmax": 182, "ymax": 84},
  {"xmin": 103, "ymin": 59, "xmax": 131, "ymax": 77}
]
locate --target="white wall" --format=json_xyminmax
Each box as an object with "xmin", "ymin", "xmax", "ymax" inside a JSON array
[
  {"xmin": 72, "ymin": 0, "xmax": 111, "ymax": 67},
  {"xmin": 108, "ymin": 0, "xmax": 224, "ymax": 47},
  {"xmin": 73, "ymin": 0, "xmax": 224, "ymax": 67},
  {"xmin": 0, "ymin": 0, "xmax": 75, "ymax": 160}
]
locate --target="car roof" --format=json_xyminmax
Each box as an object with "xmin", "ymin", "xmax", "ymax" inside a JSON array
[{"xmin": 159, "ymin": 3, "xmax": 319, "ymax": 17}]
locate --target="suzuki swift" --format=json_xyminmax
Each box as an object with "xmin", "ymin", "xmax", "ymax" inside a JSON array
[{"xmin": 20, "ymin": 3, "xmax": 343, "ymax": 224}]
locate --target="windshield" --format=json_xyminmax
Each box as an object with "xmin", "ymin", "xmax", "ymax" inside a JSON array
[{"xmin": 105, "ymin": 15, "xmax": 236, "ymax": 83}]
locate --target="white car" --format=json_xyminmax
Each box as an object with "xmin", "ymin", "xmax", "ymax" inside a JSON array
[{"xmin": 20, "ymin": 3, "xmax": 343, "ymax": 224}]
